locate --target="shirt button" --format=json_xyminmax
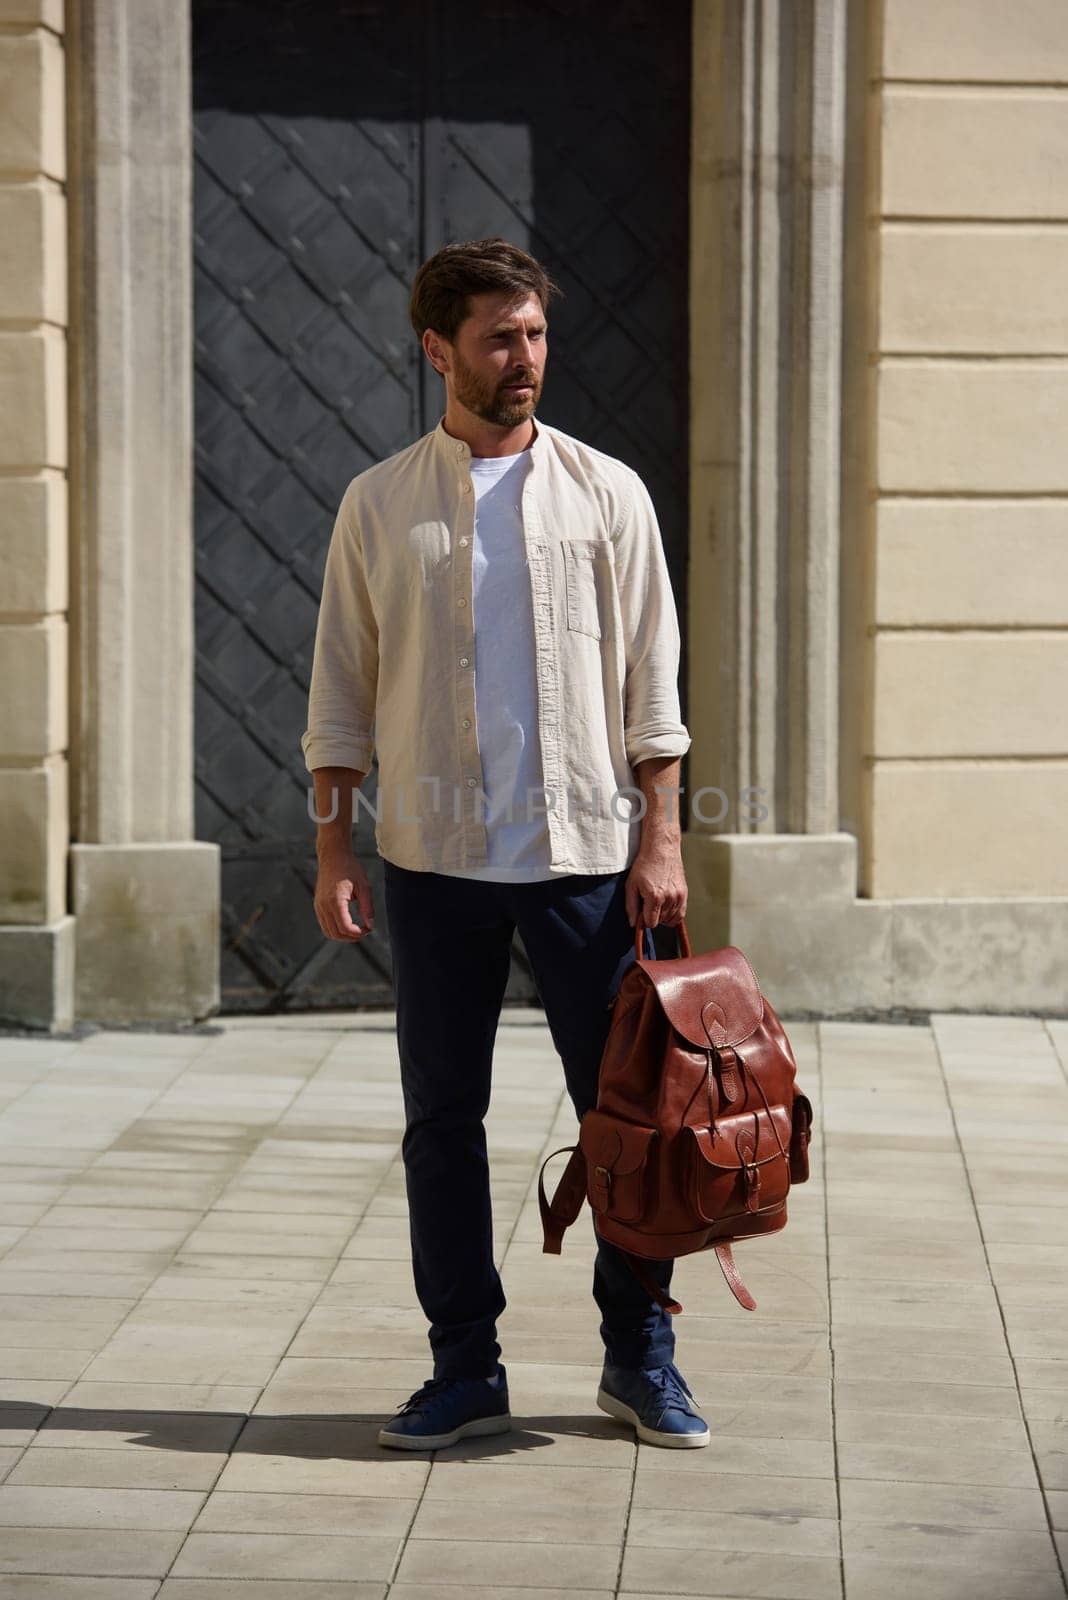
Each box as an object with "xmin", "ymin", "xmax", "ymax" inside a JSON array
[
  {"xmin": 459, "ymin": 656, "xmax": 469, "ymax": 667},
  {"xmin": 462, "ymin": 483, "xmax": 471, "ymax": 494},
  {"xmin": 462, "ymin": 718, "xmax": 472, "ymax": 729},
  {"xmin": 459, "ymin": 537, "xmax": 469, "ymax": 547},
  {"xmin": 466, "ymin": 777, "xmax": 477, "ymax": 788},
  {"xmin": 457, "ymin": 597, "xmax": 467, "ymax": 607}
]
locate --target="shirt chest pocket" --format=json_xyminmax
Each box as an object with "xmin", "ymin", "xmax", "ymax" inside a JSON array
[{"xmin": 562, "ymin": 539, "xmax": 613, "ymax": 640}]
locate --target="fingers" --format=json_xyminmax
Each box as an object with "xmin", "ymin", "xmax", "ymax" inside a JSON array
[
  {"xmin": 333, "ymin": 885, "xmax": 374, "ymax": 942},
  {"xmin": 624, "ymin": 874, "xmax": 640, "ymax": 928},
  {"xmin": 315, "ymin": 874, "xmax": 377, "ymax": 943},
  {"xmin": 354, "ymin": 881, "xmax": 376, "ymax": 938}
]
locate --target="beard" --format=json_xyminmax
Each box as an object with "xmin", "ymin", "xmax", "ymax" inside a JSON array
[{"xmin": 451, "ymin": 348, "xmax": 541, "ymax": 427}]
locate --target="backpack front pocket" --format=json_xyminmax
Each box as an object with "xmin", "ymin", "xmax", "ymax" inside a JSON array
[
  {"xmin": 688, "ymin": 1106, "xmax": 792, "ymax": 1223},
  {"xmin": 578, "ymin": 1109, "xmax": 657, "ymax": 1222}
]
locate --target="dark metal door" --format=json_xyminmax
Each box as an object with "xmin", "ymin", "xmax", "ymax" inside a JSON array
[{"xmin": 193, "ymin": 0, "xmax": 691, "ymax": 1011}]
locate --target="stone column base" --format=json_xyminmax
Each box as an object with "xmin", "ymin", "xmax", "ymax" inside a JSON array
[
  {"xmin": 70, "ymin": 842, "xmax": 221, "ymax": 1025},
  {"xmin": 0, "ymin": 916, "xmax": 75, "ymax": 1031},
  {"xmin": 682, "ymin": 831, "xmax": 1068, "ymax": 1016}
]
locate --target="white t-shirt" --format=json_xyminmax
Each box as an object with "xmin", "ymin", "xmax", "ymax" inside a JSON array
[{"xmin": 436, "ymin": 445, "xmax": 556, "ymax": 882}]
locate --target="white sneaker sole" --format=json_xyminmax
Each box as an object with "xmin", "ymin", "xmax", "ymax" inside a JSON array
[
  {"xmin": 597, "ymin": 1387, "xmax": 710, "ymax": 1448},
  {"xmin": 378, "ymin": 1412, "xmax": 512, "ymax": 1451}
]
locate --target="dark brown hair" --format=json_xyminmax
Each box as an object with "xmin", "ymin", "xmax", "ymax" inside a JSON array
[{"xmin": 409, "ymin": 237, "xmax": 563, "ymax": 344}]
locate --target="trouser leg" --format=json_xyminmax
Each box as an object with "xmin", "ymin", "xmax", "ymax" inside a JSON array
[
  {"xmin": 508, "ymin": 870, "xmax": 676, "ymax": 1372},
  {"xmin": 382, "ymin": 860, "xmax": 513, "ymax": 1380}
]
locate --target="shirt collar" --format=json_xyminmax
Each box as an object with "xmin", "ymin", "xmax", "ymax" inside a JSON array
[{"xmin": 434, "ymin": 412, "xmax": 547, "ymax": 464}]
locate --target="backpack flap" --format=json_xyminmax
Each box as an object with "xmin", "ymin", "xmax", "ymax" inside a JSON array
[{"xmin": 639, "ymin": 945, "xmax": 765, "ymax": 1053}]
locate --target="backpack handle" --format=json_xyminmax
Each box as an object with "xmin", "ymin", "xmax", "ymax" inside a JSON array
[{"xmin": 634, "ymin": 916, "xmax": 692, "ymax": 962}]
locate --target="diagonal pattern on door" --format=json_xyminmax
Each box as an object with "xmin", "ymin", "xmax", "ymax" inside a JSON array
[{"xmin": 192, "ymin": 0, "xmax": 690, "ymax": 1010}]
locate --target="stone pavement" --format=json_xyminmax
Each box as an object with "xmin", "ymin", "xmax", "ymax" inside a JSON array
[{"xmin": 0, "ymin": 1010, "xmax": 1065, "ymax": 1599}]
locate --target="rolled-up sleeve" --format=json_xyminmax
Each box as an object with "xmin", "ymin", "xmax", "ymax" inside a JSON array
[
  {"xmin": 613, "ymin": 469, "xmax": 691, "ymax": 767},
  {"xmin": 301, "ymin": 481, "xmax": 379, "ymax": 773}
]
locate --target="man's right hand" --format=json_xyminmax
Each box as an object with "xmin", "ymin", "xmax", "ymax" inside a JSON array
[{"xmin": 314, "ymin": 851, "xmax": 376, "ymax": 942}]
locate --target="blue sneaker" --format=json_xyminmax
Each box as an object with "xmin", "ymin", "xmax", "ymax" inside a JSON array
[
  {"xmin": 378, "ymin": 1364, "xmax": 511, "ymax": 1451},
  {"xmin": 597, "ymin": 1360, "xmax": 710, "ymax": 1448}
]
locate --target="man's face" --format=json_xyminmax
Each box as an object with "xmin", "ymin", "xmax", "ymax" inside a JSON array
[{"xmin": 432, "ymin": 290, "xmax": 547, "ymax": 427}]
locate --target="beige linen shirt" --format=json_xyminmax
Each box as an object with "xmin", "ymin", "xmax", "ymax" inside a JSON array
[{"xmin": 301, "ymin": 413, "xmax": 690, "ymax": 875}]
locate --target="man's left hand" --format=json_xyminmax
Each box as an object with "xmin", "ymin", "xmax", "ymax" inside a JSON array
[{"xmin": 624, "ymin": 842, "xmax": 688, "ymax": 930}]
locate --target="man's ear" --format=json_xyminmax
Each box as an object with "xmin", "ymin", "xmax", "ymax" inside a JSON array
[{"xmin": 423, "ymin": 329, "xmax": 449, "ymax": 376}]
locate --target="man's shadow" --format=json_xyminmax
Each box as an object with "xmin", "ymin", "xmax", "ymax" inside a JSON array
[{"xmin": 2, "ymin": 1399, "xmax": 633, "ymax": 1462}]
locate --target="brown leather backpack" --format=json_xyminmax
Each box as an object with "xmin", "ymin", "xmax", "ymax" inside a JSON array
[{"xmin": 538, "ymin": 918, "xmax": 814, "ymax": 1313}]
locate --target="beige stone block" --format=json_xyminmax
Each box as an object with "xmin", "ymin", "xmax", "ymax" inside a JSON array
[
  {"xmin": 0, "ymin": 755, "xmax": 67, "ymax": 923},
  {"xmin": 0, "ymin": 913, "xmax": 74, "ymax": 1029},
  {"xmin": 874, "ymin": 500, "xmax": 1068, "ymax": 626},
  {"xmin": 872, "ymin": 632, "xmax": 1068, "ymax": 757},
  {"xmin": 882, "ymin": 88, "xmax": 1068, "ymax": 218},
  {"xmin": 880, "ymin": 225, "xmax": 1068, "ymax": 353},
  {"xmin": 0, "ymin": 473, "xmax": 67, "ymax": 614},
  {"xmin": 0, "ymin": 616, "xmax": 66, "ymax": 757},
  {"xmin": 868, "ymin": 763, "xmax": 1068, "ymax": 897},
  {"xmin": 0, "ymin": 1, "xmax": 63, "ymax": 24},
  {"xmin": 0, "ymin": 329, "xmax": 66, "ymax": 468},
  {"xmin": 0, "ymin": 28, "xmax": 65, "ymax": 180},
  {"xmin": 71, "ymin": 842, "xmax": 220, "ymax": 1024},
  {"xmin": 878, "ymin": 362, "xmax": 1068, "ymax": 492},
  {"xmin": 890, "ymin": 897, "xmax": 1068, "ymax": 1009},
  {"xmin": 883, "ymin": 0, "xmax": 1068, "ymax": 81},
  {"xmin": 0, "ymin": 180, "xmax": 66, "ymax": 322}
]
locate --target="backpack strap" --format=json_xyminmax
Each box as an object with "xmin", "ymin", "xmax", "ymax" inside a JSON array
[
  {"xmin": 713, "ymin": 1242, "xmax": 758, "ymax": 1311},
  {"xmin": 618, "ymin": 1251, "xmax": 684, "ymax": 1316},
  {"xmin": 538, "ymin": 1145, "xmax": 587, "ymax": 1254}
]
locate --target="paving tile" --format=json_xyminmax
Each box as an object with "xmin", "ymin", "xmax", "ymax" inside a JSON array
[
  {"xmin": 160, "ymin": 1254, "xmax": 331, "ymax": 1285},
  {"xmin": 171, "ymin": 1532, "xmax": 401, "ymax": 1581},
  {"xmin": 390, "ymin": 1590, "xmax": 608, "ymax": 1600},
  {"xmin": 6, "ymin": 1445, "xmax": 223, "ymax": 1490},
  {"xmin": 0, "ymin": 1271, "xmax": 156, "ymax": 1299},
  {"xmin": 841, "ymin": 1517, "xmax": 1059, "ymax": 1569},
  {"xmin": 33, "ymin": 1408, "xmax": 245, "ymax": 1450},
  {"xmin": 159, "ymin": 1585, "xmax": 386, "ymax": 1599},
  {"xmin": 838, "ymin": 1437, "xmax": 1040, "ymax": 1489},
  {"xmin": 625, "ymin": 1506, "xmax": 839, "ymax": 1556},
  {"xmin": 0, "ymin": 1483, "xmax": 204, "ymax": 1530},
  {"xmin": 835, "ymin": 1409, "xmax": 1029, "ymax": 1453},
  {"xmin": 423, "ymin": 1460, "xmax": 631, "ymax": 1506},
  {"xmin": 619, "ymin": 1545, "xmax": 842, "ymax": 1598},
  {"xmin": 411, "ymin": 1494, "xmax": 626, "ymax": 1545},
  {"xmin": 192, "ymin": 1490, "xmax": 413, "ymax": 1537},
  {"xmin": 394, "ymin": 1536, "xmax": 619, "ymax": 1589},
  {"xmin": 630, "ymin": 1470, "xmax": 837, "ymax": 1518},
  {"xmin": 0, "ymin": 1581, "xmax": 159, "ymax": 1598},
  {"xmin": 58, "ymin": 1380, "xmax": 261, "ymax": 1412},
  {"xmin": 839, "ymin": 1477, "xmax": 1049, "ymax": 1530},
  {"xmin": 0, "ymin": 1528, "xmax": 183, "ymax": 1575},
  {"xmin": 842, "ymin": 1556, "xmax": 1061, "ymax": 1600},
  {"xmin": 636, "ymin": 1433, "xmax": 834, "ymax": 1479},
  {"xmin": 0, "ymin": 1350, "xmax": 94, "ymax": 1382},
  {"xmin": 835, "ymin": 1378, "xmax": 1022, "ymax": 1420}
]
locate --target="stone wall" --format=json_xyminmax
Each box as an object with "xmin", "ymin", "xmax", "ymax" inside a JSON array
[
  {"xmin": 0, "ymin": 1, "xmax": 73, "ymax": 1026},
  {"xmin": 851, "ymin": 0, "xmax": 1068, "ymax": 900}
]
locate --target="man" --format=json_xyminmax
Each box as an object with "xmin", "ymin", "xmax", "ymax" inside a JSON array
[{"xmin": 302, "ymin": 237, "xmax": 708, "ymax": 1450}]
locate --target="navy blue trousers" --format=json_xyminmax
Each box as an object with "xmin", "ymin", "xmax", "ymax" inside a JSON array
[{"xmin": 382, "ymin": 858, "xmax": 676, "ymax": 1380}]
